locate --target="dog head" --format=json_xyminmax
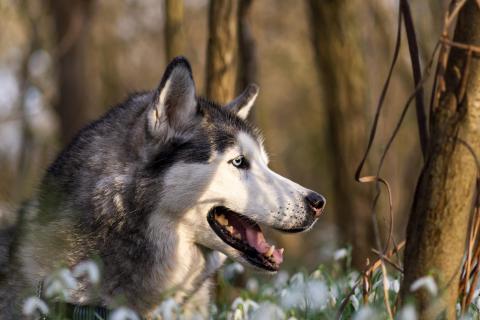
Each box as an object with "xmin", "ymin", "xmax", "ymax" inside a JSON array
[{"xmin": 142, "ymin": 57, "xmax": 326, "ymax": 272}]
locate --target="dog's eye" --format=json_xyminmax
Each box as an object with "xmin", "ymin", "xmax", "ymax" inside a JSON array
[{"xmin": 230, "ymin": 155, "xmax": 249, "ymax": 169}]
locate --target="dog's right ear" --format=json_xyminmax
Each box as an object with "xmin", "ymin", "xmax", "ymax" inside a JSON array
[
  {"xmin": 225, "ymin": 84, "xmax": 259, "ymax": 120},
  {"xmin": 147, "ymin": 56, "xmax": 197, "ymax": 137}
]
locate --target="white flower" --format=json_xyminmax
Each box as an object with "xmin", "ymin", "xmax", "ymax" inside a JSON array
[
  {"xmin": 289, "ymin": 273, "xmax": 304, "ymax": 287},
  {"xmin": 305, "ymin": 279, "xmax": 328, "ymax": 310},
  {"xmin": 328, "ymin": 291, "xmax": 337, "ymax": 306},
  {"xmin": 350, "ymin": 295, "xmax": 360, "ymax": 311},
  {"xmin": 73, "ymin": 260, "xmax": 100, "ymax": 284},
  {"xmin": 334, "ymin": 248, "xmax": 348, "ymax": 261},
  {"xmin": 152, "ymin": 298, "xmax": 179, "ymax": 320},
  {"xmin": 389, "ymin": 279, "xmax": 400, "ymax": 293},
  {"xmin": 311, "ymin": 270, "xmax": 322, "ymax": 279},
  {"xmin": 223, "ymin": 262, "xmax": 245, "ymax": 281},
  {"xmin": 274, "ymin": 271, "xmax": 289, "ymax": 289},
  {"xmin": 397, "ymin": 305, "xmax": 417, "ymax": 320},
  {"xmin": 250, "ymin": 302, "xmax": 285, "ymax": 320},
  {"xmin": 280, "ymin": 286, "xmax": 305, "ymax": 310},
  {"xmin": 347, "ymin": 271, "xmax": 360, "ymax": 289},
  {"xmin": 475, "ymin": 296, "xmax": 480, "ymax": 310},
  {"xmin": 410, "ymin": 276, "xmax": 438, "ymax": 296},
  {"xmin": 58, "ymin": 268, "xmax": 77, "ymax": 289},
  {"xmin": 44, "ymin": 279, "xmax": 64, "ymax": 298},
  {"xmin": 261, "ymin": 287, "xmax": 275, "ymax": 297},
  {"xmin": 372, "ymin": 278, "xmax": 384, "ymax": 291},
  {"xmin": 231, "ymin": 308, "xmax": 243, "ymax": 320},
  {"xmin": 22, "ymin": 297, "xmax": 49, "ymax": 316},
  {"xmin": 231, "ymin": 297, "xmax": 259, "ymax": 315},
  {"xmin": 353, "ymin": 306, "xmax": 377, "ymax": 320},
  {"xmin": 44, "ymin": 268, "xmax": 78, "ymax": 299},
  {"xmin": 110, "ymin": 307, "xmax": 140, "ymax": 320},
  {"xmin": 279, "ymin": 276, "xmax": 327, "ymax": 311},
  {"xmin": 246, "ymin": 278, "xmax": 259, "ymax": 294}
]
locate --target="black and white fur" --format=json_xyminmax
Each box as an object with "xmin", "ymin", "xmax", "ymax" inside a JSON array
[{"xmin": 0, "ymin": 57, "xmax": 325, "ymax": 318}]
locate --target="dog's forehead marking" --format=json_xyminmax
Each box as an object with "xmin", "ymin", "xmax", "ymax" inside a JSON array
[{"xmin": 237, "ymin": 131, "xmax": 268, "ymax": 164}]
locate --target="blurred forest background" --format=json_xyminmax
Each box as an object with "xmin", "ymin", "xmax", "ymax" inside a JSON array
[{"xmin": 0, "ymin": 0, "xmax": 446, "ymax": 271}]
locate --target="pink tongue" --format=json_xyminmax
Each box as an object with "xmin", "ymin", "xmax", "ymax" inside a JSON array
[{"xmin": 245, "ymin": 228, "xmax": 284, "ymax": 265}]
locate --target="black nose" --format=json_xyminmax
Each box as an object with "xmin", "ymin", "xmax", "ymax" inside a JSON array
[{"xmin": 305, "ymin": 192, "xmax": 326, "ymax": 217}]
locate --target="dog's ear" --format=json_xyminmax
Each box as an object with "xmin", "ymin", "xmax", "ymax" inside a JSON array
[
  {"xmin": 225, "ymin": 84, "xmax": 259, "ymax": 120},
  {"xmin": 148, "ymin": 56, "xmax": 197, "ymax": 136}
]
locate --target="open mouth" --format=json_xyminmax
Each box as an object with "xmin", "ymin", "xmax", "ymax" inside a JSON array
[{"xmin": 207, "ymin": 206, "xmax": 284, "ymax": 272}]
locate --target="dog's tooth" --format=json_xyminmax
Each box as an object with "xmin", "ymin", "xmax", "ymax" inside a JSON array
[
  {"xmin": 216, "ymin": 214, "xmax": 228, "ymax": 226},
  {"xmin": 233, "ymin": 233, "xmax": 241, "ymax": 240},
  {"xmin": 265, "ymin": 245, "xmax": 275, "ymax": 257},
  {"xmin": 279, "ymin": 248, "xmax": 285, "ymax": 255},
  {"xmin": 226, "ymin": 226, "xmax": 234, "ymax": 234}
]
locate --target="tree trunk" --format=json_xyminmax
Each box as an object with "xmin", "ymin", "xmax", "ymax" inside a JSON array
[
  {"xmin": 237, "ymin": 0, "xmax": 257, "ymax": 90},
  {"xmin": 50, "ymin": 0, "xmax": 95, "ymax": 146},
  {"xmin": 402, "ymin": 1, "xmax": 480, "ymax": 318},
  {"xmin": 307, "ymin": 0, "xmax": 374, "ymax": 269},
  {"xmin": 164, "ymin": 0, "xmax": 185, "ymax": 62},
  {"xmin": 205, "ymin": 0, "xmax": 239, "ymax": 103},
  {"xmin": 236, "ymin": 0, "xmax": 257, "ymax": 121}
]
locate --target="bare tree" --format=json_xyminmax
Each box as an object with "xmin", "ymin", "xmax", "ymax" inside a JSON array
[
  {"xmin": 49, "ymin": 0, "xmax": 95, "ymax": 145},
  {"xmin": 164, "ymin": 0, "xmax": 185, "ymax": 62},
  {"xmin": 307, "ymin": 0, "xmax": 374, "ymax": 268},
  {"xmin": 402, "ymin": 1, "xmax": 480, "ymax": 318},
  {"xmin": 205, "ymin": 0, "xmax": 239, "ymax": 103},
  {"xmin": 237, "ymin": 0, "xmax": 257, "ymax": 91}
]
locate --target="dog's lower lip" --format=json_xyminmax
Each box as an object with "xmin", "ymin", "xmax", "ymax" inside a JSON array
[{"xmin": 207, "ymin": 206, "xmax": 282, "ymax": 271}]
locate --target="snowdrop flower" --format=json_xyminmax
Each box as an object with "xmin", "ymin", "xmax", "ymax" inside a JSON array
[
  {"xmin": 475, "ymin": 296, "xmax": 480, "ymax": 310},
  {"xmin": 328, "ymin": 291, "xmax": 337, "ymax": 307},
  {"xmin": 22, "ymin": 296, "xmax": 49, "ymax": 316},
  {"xmin": 347, "ymin": 271, "xmax": 360, "ymax": 289},
  {"xmin": 58, "ymin": 268, "xmax": 77, "ymax": 289},
  {"xmin": 334, "ymin": 248, "xmax": 348, "ymax": 261},
  {"xmin": 353, "ymin": 306, "xmax": 378, "ymax": 320},
  {"xmin": 231, "ymin": 297, "xmax": 259, "ymax": 315},
  {"xmin": 73, "ymin": 260, "xmax": 100, "ymax": 284},
  {"xmin": 223, "ymin": 262, "xmax": 245, "ymax": 281},
  {"xmin": 152, "ymin": 298, "xmax": 179, "ymax": 320},
  {"xmin": 44, "ymin": 268, "xmax": 78, "ymax": 299},
  {"xmin": 44, "ymin": 279, "xmax": 64, "ymax": 298},
  {"xmin": 250, "ymin": 302, "xmax": 285, "ymax": 320},
  {"xmin": 231, "ymin": 308, "xmax": 243, "ymax": 320},
  {"xmin": 397, "ymin": 305, "xmax": 417, "ymax": 320},
  {"xmin": 305, "ymin": 279, "xmax": 328, "ymax": 310},
  {"xmin": 274, "ymin": 271, "xmax": 289, "ymax": 289},
  {"xmin": 289, "ymin": 273, "xmax": 304, "ymax": 287},
  {"xmin": 389, "ymin": 279, "xmax": 400, "ymax": 293},
  {"xmin": 280, "ymin": 287, "xmax": 305, "ymax": 310},
  {"xmin": 410, "ymin": 276, "xmax": 438, "ymax": 296},
  {"xmin": 246, "ymin": 278, "xmax": 259, "ymax": 294},
  {"xmin": 261, "ymin": 287, "xmax": 275, "ymax": 297},
  {"xmin": 350, "ymin": 295, "xmax": 360, "ymax": 311},
  {"xmin": 228, "ymin": 298, "xmax": 259, "ymax": 320},
  {"xmin": 372, "ymin": 278, "xmax": 384, "ymax": 291},
  {"xmin": 287, "ymin": 317, "xmax": 298, "ymax": 320},
  {"xmin": 110, "ymin": 307, "xmax": 140, "ymax": 320},
  {"xmin": 311, "ymin": 269, "xmax": 322, "ymax": 279}
]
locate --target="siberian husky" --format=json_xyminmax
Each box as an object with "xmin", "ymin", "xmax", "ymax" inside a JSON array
[{"xmin": 0, "ymin": 57, "xmax": 326, "ymax": 318}]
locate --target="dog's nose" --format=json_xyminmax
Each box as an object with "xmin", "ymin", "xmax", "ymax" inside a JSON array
[{"xmin": 305, "ymin": 192, "xmax": 326, "ymax": 217}]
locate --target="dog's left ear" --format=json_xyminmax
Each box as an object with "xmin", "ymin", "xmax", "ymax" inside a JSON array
[
  {"xmin": 225, "ymin": 84, "xmax": 259, "ymax": 120},
  {"xmin": 148, "ymin": 56, "xmax": 197, "ymax": 136}
]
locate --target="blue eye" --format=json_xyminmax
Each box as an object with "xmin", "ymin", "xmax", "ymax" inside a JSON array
[{"xmin": 230, "ymin": 155, "xmax": 249, "ymax": 169}]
